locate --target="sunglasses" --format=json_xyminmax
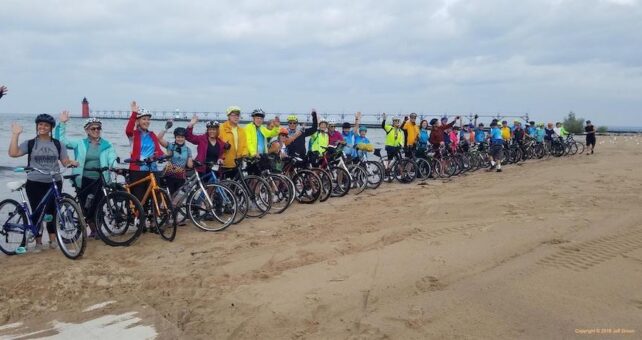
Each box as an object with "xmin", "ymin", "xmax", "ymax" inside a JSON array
[
  {"xmin": 288, "ymin": 122, "xmax": 297, "ymax": 125},
  {"xmin": 89, "ymin": 126, "xmax": 102, "ymax": 131}
]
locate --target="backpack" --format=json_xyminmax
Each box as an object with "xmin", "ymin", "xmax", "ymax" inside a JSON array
[{"xmin": 27, "ymin": 138, "xmax": 62, "ymax": 167}]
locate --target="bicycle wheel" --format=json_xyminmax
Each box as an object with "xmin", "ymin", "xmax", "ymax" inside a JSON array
[
  {"xmin": 55, "ymin": 197, "xmax": 87, "ymax": 260},
  {"xmin": 292, "ymin": 170, "xmax": 322, "ymax": 204},
  {"xmin": 330, "ymin": 167, "xmax": 351, "ymax": 197},
  {"xmin": 576, "ymin": 142, "xmax": 585, "ymax": 155},
  {"xmin": 415, "ymin": 158, "xmax": 432, "ymax": 180},
  {"xmin": 364, "ymin": 161, "xmax": 384, "ymax": 189},
  {"xmin": 568, "ymin": 142, "xmax": 578, "ymax": 155},
  {"xmin": 351, "ymin": 166, "xmax": 368, "ymax": 195},
  {"xmin": 220, "ymin": 180, "xmax": 249, "ymax": 224},
  {"xmin": 0, "ymin": 199, "xmax": 27, "ymax": 255},
  {"xmin": 243, "ymin": 175, "xmax": 272, "ymax": 218},
  {"xmin": 311, "ymin": 168, "xmax": 332, "ymax": 202},
  {"xmin": 96, "ymin": 191, "xmax": 144, "ymax": 247},
  {"xmin": 187, "ymin": 183, "xmax": 237, "ymax": 232},
  {"xmin": 266, "ymin": 174, "xmax": 293, "ymax": 214},
  {"xmin": 152, "ymin": 189, "xmax": 177, "ymax": 241}
]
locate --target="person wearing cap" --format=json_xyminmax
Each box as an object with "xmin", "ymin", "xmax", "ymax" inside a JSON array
[
  {"xmin": 327, "ymin": 119, "xmax": 344, "ymax": 146},
  {"xmin": 309, "ymin": 117, "xmax": 330, "ymax": 158},
  {"xmin": 401, "ymin": 113, "xmax": 420, "ymax": 150},
  {"xmin": 218, "ymin": 106, "xmax": 248, "ymax": 178},
  {"xmin": 245, "ymin": 109, "xmax": 279, "ymax": 158},
  {"xmin": 526, "ymin": 121, "xmax": 537, "ymax": 139},
  {"xmin": 584, "ymin": 120, "xmax": 596, "ymax": 155},
  {"xmin": 341, "ymin": 112, "xmax": 362, "ymax": 158},
  {"xmin": 501, "ymin": 120, "xmax": 512, "ymax": 142},
  {"xmin": 472, "ymin": 115, "xmax": 487, "ymax": 150},
  {"xmin": 186, "ymin": 114, "xmax": 226, "ymax": 175},
  {"xmin": 286, "ymin": 110, "xmax": 318, "ymax": 157},
  {"xmin": 488, "ymin": 120, "xmax": 504, "ymax": 172},
  {"xmin": 124, "ymin": 101, "xmax": 165, "ymax": 203},
  {"xmin": 381, "ymin": 113, "xmax": 405, "ymax": 166},
  {"xmin": 535, "ymin": 123, "xmax": 546, "ymax": 143},
  {"xmin": 429, "ymin": 115, "xmax": 459, "ymax": 155},
  {"xmin": 54, "ymin": 110, "xmax": 115, "ymax": 237}
]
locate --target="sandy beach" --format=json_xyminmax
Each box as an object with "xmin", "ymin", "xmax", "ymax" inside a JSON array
[{"xmin": 1, "ymin": 136, "xmax": 641, "ymax": 340}]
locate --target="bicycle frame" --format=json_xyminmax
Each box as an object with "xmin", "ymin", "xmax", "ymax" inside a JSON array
[
  {"xmin": 122, "ymin": 172, "xmax": 165, "ymax": 215},
  {"xmin": 9, "ymin": 179, "xmax": 62, "ymax": 238}
]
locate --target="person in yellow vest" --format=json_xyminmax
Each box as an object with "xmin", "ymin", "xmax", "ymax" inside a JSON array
[
  {"xmin": 219, "ymin": 106, "xmax": 248, "ymax": 178},
  {"xmin": 501, "ymin": 120, "xmax": 512, "ymax": 142},
  {"xmin": 401, "ymin": 112, "xmax": 420, "ymax": 152},
  {"xmin": 308, "ymin": 118, "xmax": 330, "ymax": 165},
  {"xmin": 245, "ymin": 108, "xmax": 279, "ymax": 175},
  {"xmin": 381, "ymin": 113, "xmax": 405, "ymax": 169}
]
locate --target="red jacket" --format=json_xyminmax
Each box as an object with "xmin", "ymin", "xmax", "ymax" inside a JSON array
[
  {"xmin": 125, "ymin": 111, "xmax": 164, "ymax": 170},
  {"xmin": 429, "ymin": 121, "xmax": 456, "ymax": 146}
]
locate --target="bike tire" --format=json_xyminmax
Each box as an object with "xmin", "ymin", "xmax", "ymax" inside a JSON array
[
  {"xmin": 311, "ymin": 168, "xmax": 332, "ymax": 202},
  {"xmin": 415, "ymin": 158, "xmax": 432, "ymax": 179},
  {"xmin": 364, "ymin": 161, "xmax": 384, "ymax": 189},
  {"xmin": 330, "ymin": 167, "xmax": 351, "ymax": 197},
  {"xmin": 0, "ymin": 199, "xmax": 28, "ymax": 255},
  {"xmin": 266, "ymin": 174, "xmax": 293, "ymax": 214},
  {"xmin": 55, "ymin": 197, "xmax": 87, "ymax": 260},
  {"xmin": 96, "ymin": 191, "xmax": 144, "ymax": 247},
  {"xmin": 292, "ymin": 170, "xmax": 322, "ymax": 204},
  {"xmin": 394, "ymin": 159, "xmax": 417, "ymax": 183},
  {"xmin": 243, "ymin": 175, "xmax": 272, "ymax": 218},
  {"xmin": 351, "ymin": 166, "xmax": 368, "ymax": 195},
  {"xmin": 219, "ymin": 180, "xmax": 249, "ymax": 224},
  {"xmin": 152, "ymin": 189, "xmax": 177, "ymax": 241},
  {"xmin": 187, "ymin": 183, "xmax": 237, "ymax": 232}
]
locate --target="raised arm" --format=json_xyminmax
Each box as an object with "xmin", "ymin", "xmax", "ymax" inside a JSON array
[
  {"xmin": 353, "ymin": 112, "xmax": 361, "ymax": 134},
  {"xmin": 56, "ymin": 111, "xmax": 79, "ymax": 149},
  {"xmin": 157, "ymin": 120, "xmax": 172, "ymax": 148},
  {"xmin": 125, "ymin": 101, "xmax": 139, "ymax": 138},
  {"xmin": 185, "ymin": 115, "xmax": 202, "ymax": 144},
  {"xmin": 303, "ymin": 110, "xmax": 318, "ymax": 137},
  {"xmin": 8, "ymin": 122, "xmax": 25, "ymax": 157}
]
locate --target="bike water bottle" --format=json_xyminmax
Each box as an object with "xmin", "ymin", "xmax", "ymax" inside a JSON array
[
  {"xmin": 172, "ymin": 186, "xmax": 186, "ymax": 206},
  {"xmin": 43, "ymin": 214, "xmax": 53, "ymax": 223},
  {"xmin": 85, "ymin": 193, "xmax": 95, "ymax": 210}
]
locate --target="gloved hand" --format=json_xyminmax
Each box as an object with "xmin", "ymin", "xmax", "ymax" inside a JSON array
[
  {"xmin": 165, "ymin": 120, "xmax": 173, "ymax": 130},
  {"xmin": 224, "ymin": 142, "xmax": 231, "ymax": 150}
]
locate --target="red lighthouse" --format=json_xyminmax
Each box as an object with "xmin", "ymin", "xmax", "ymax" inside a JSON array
[{"xmin": 82, "ymin": 97, "xmax": 90, "ymax": 118}]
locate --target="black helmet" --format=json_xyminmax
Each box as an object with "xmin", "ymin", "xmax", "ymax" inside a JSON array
[
  {"xmin": 206, "ymin": 120, "xmax": 220, "ymax": 129},
  {"xmin": 35, "ymin": 114, "xmax": 56, "ymax": 128},
  {"xmin": 251, "ymin": 109, "xmax": 265, "ymax": 118},
  {"xmin": 173, "ymin": 127, "xmax": 186, "ymax": 136},
  {"xmin": 429, "ymin": 118, "xmax": 438, "ymax": 125},
  {"xmin": 342, "ymin": 122, "xmax": 351, "ymax": 129}
]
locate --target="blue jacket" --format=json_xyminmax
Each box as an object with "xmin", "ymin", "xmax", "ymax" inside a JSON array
[{"xmin": 54, "ymin": 122, "xmax": 118, "ymax": 187}]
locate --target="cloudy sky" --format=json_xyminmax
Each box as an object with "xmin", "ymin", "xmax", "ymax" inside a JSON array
[{"xmin": 1, "ymin": 0, "xmax": 641, "ymax": 125}]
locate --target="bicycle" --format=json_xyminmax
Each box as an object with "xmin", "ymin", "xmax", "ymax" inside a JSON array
[
  {"xmin": 281, "ymin": 154, "xmax": 324, "ymax": 204},
  {"xmin": 374, "ymin": 147, "xmax": 417, "ymax": 183},
  {"xmin": 169, "ymin": 161, "xmax": 238, "ymax": 232},
  {"xmin": 119, "ymin": 157, "xmax": 177, "ymax": 242},
  {"xmin": 64, "ymin": 166, "xmax": 145, "ymax": 247},
  {"xmin": 226, "ymin": 159, "xmax": 273, "ymax": 218},
  {"xmin": 0, "ymin": 167, "xmax": 86, "ymax": 259},
  {"xmin": 246, "ymin": 155, "xmax": 294, "ymax": 213},
  {"xmin": 318, "ymin": 145, "xmax": 353, "ymax": 197}
]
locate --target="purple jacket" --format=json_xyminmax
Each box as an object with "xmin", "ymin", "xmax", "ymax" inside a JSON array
[{"xmin": 186, "ymin": 126, "xmax": 225, "ymax": 173}]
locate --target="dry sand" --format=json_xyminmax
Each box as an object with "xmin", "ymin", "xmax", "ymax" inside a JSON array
[{"xmin": 1, "ymin": 136, "xmax": 642, "ymax": 339}]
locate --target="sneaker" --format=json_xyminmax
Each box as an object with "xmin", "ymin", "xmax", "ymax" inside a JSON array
[
  {"xmin": 496, "ymin": 169, "xmax": 503, "ymax": 173},
  {"xmin": 49, "ymin": 242, "xmax": 59, "ymax": 250},
  {"xmin": 31, "ymin": 243, "xmax": 45, "ymax": 253}
]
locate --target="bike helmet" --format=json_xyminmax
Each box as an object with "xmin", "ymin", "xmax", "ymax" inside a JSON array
[
  {"xmin": 173, "ymin": 127, "xmax": 187, "ymax": 136},
  {"xmin": 529, "ymin": 121, "xmax": 536, "ymax": 126},
  {"xmin": 359, "ymin": 126, "xmax": 368, "ymax": 132},
  {"xmin": 206, "ymin": 120, "xmax": 220, "ymax": 129},
  {"xmin": 327, "ymin": 119, "xmax": 336, "ymax": 126},
  {"xmin": 441, "ymin": 116, "xmax": 448, "ymax": 122},
  {"xmin": 478, "ymin": 122, "xmax": 485, "ymax": 127},
  {"xmin": 429, "ymin": 118, "xmax": 438, "ymax": 125},
  {"xmin": 83, "ymin": 117, "xmax": 102, "ymax": 129},
  {"xmin": 342, "ymin": 122, "xmax": 351, "ymax": 129},
  {"xmin": 226, "ymin": 106, "xmax": 241, "ymax": 115},
  {"xmin": 251, "ymin": 109, "xmax": 265, "ymax": 118},
  {"xmin": 392, "ymin": 116, "xmax": 401, "ymax": 122},
  {"xmin": 279, "ymin": 127, "xmax": 289, "ymax": 135},
  {"xmin": 136, "ymin": 108, "xmax": 152, "ymax": 119},
  {"xmin": 409, "ymin": 112, "xmax": 418, "ymax": 118},
  {"xmin": 287, "ymin": 114, "xmax": 298, "ymax": 122},
  {"xmin": 35, "ymin": 113, "xmax": 56, "ymax": 128},
  {"xmin": 502, "ymin": 120, "xmax": 508, "ymax": 125}
]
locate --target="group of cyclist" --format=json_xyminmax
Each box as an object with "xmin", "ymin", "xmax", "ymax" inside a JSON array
[{"xmin": 6, "ymin": 103, "xmax": 595, "ymax": 253}]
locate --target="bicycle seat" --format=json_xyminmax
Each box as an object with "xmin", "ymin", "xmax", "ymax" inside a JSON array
[
  {"xmin": 7, "ymin": 180, "xmax": 26, "ymax": 192},
  {"xmin": 373, "ymin": 148, "xmax": 382, "ymax": 157},
  {"xmin": 63, "ymin": 174, "xmax": 80, "ymax": 180}
]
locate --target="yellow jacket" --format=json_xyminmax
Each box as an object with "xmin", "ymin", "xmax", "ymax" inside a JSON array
[
  {"xmin": 402, "ymin": 122, "xmax": 419, "ymax": 146},
  {"xmin": 501, "ymin": 126, "xmax": 512, "ymax": 141},
  {"xmin": 244, "ymin": 123, "xmax": 279, "ymax": 156},
  {"xmin": 219, "ymin": 121, "xmax": 248, "ymax": 168}
]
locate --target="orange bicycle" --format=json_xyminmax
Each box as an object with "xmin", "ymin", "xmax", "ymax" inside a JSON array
[{"xmin": 121, "ymin": 157, "xmax": 177, "ymax": 242}]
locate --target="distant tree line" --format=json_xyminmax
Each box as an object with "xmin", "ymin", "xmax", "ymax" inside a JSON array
[{"xmin": 562, "ymin": 111, "xmax": 608, "ymax": 133}]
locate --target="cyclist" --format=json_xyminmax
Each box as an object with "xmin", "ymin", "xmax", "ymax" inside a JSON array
[
  {"xmin": 585, "ymin": 120, "xmax": 596, "ymax": 155},
  {"xmin": 555, "ymin": 122, "xmax": 569, "ymax": 140},
  {"xmin": 286, "ymin": 110, "xmax": 318, "ymax": 157},
  {"xmin": 449, "ymin": 126, "xmax": 460, "ymax": 153},
  {"xmin": 535, "ymin": 123, "xmax": 546, "ymax": 144},
  {"xmin": 353, "ymin": 126, "xmax": 374, "ymax": 159},
  {"xmin": 526, "ymin": 121, "xmax": 537, "ymax": 139},
  {"xmin": 8, "ymin": 114, "xmax": 78, "ymax": 251},
  {"xmin": 513, "ymin": 121, "xmax": 526, "ymax": 152},
  {"xmin": 401, "ymin": 112, "xmax": 420, "ymax": 150},
  {"xmin": 160, "ymin": 127, "xmax": 194, "ymax": 198},
  {"xmin": 55, "ymin": 111, "xmax": 117, "ymax": 238},
  {"xmin": 417, "ymin": 119, "xmax": 430, "ymax": 152},
  {"xmin": 429, "ymin": 116, "xmax": 459, "ymax": 156},
  {"xmin": 327, "ymin": 120, "xmax": 344, "ymax": 146},
  {"xmin": 269, "ymin": 127, "xmax": 302, "ymax": 159},
  {"xmin": 309, "ymin": 117, "xmax": 330, "ymax": 164},
  {"xmin": 488, "ymin": 119, "xmax": 504, "ymax": 173},
  {"xmin": 381, "ymin": 113, "xmax": 405, "ymax": 169},
  {"xmin": 125, "ymin": 101, "xmax": 165, "ymax": 202},
  {"xmin": 186, "ymin": 116, "xmax": 225, "ymax": 176},
  {"xmin": 501, "ymin": 120, "xmax": 512, "ymax": 142},
  {"xmin": 459, "ymin": 125, "xmax": 473, "ymax": 152},
  {"xmin": 245, "ymin": 109, "xmax": 279, "ymax": 175},
  {"xmin": 341, "ymin": 112, "xmax": 362, "ymax": 159},
  {"xmin": 0, "ymin": 85, "xmax": 7, "ymax": 99},
  {"xmin": 219, "ymin": 106, "xmax": 248, "ymax": 179}
]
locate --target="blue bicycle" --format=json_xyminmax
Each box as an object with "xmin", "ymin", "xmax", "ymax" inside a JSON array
[{"xmin": 0, "ymin": 167, "xmax": 87, "ymax": 259}]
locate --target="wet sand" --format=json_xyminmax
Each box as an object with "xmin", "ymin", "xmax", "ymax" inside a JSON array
[{"xmin": 1, "ymin": 136, "xmax": 642, "ymax": 339}]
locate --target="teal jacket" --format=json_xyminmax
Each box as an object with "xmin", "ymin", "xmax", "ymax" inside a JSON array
[{"xmin": 54, "ymin": 122, "xmax": 118, "ymax": 187}]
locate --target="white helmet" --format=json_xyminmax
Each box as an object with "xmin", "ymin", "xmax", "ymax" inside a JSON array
[
  {"xmin": 84, "ymin": 117, "xmax": 102, "ymax": 129},
  {"xmin": 136, "ymin": 108, "xmax": 152, "ymax": 119}
]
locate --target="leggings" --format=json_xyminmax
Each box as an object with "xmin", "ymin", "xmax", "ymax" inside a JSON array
[
  {"xmin": 78, "ymin": 177, "xmax": 104, "ymax": 221},
  {"xmin": 25, "ymin": 180, "xmax": 62, "ymax": 236}
]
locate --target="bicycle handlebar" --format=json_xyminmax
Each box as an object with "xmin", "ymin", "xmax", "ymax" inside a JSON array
[
  {"xmin": 123, "ymin": 155, "xmax": 169, "ymax": 165},
  {"xmin": 14, "ymin": 166, "xmax": 75, "ymax": 176}
]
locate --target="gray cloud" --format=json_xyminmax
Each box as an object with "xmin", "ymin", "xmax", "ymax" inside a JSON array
[{"xmin": 1, "ymin": 0, "xmax": 641, "ymax": 125}]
